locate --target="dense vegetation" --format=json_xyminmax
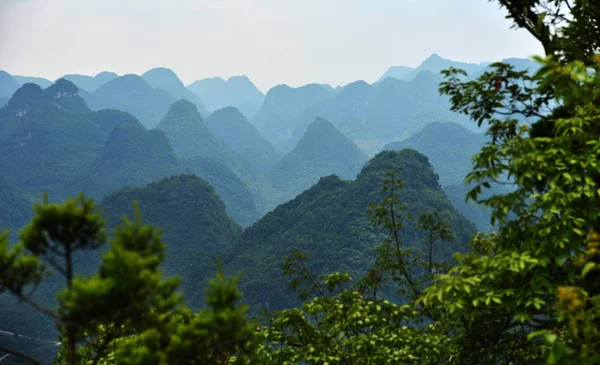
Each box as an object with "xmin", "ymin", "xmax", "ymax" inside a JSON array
[
  {"xmin": 75, "ymin": 123, "xmax": 181, "ymax": 198},
  {"xmin": 100, "ymin": 175, "xmax": 242, "ymax": 305},
  {"xmin": 3, "ymin": 2, "xmax": 600, "ymax": 364},
  {"xmin": 230, "ymin": 149, "xmax": 475, "ymax": 309}
]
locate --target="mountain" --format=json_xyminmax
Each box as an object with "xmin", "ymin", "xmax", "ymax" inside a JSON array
[
  {"xmin": 187, "ymin": 75, "xmax": 265, "ymax": 118},
  {"xmin": 156, "ymin": 100, "xmax": 254, "ymax": 178},
  {"xmin": 0, "ymin": 84, "xmax": 106, "ymax": 198},
  {"xmin": 376, "ymin": 66, "xmax": 415, "ymax": 83},
  {"xmin": 88, "ymin": 74, "xmax": 176, "ymax": 128},
  {"xmin": 0, "ymin": 96, "xmax": 8, "ymax": 108},
  {"xmin": 337, "ymin": 116, "xmax": 384, "ymax": 157},
  {"xmin": 291, "ymin": 73, "xmax": 474, "ymax": 145},
  {"xmin": 183, "ymin": 157, "xmax": 260, "ymax": 227},
  {"xmin": 383, "ymin": 122, "xmax": 488, "ymax": 186},
  {"xmin": 12, "ymin": 75, "xmax": 53, "ymax": 88},
  {"xmin": 155, "ymin": 100, "xmax": 261, "ymax": 223},
  {"xmin": 380, "ymin": 54, "xmax": 540, "ymax": 83},
  {"xmin": 61, "ymin": 71, "xmax": 119, "ymax": 92},
  {"xmin": 268, "ymin": 117, "xmax": 368, "ymax": 200},
  {"xmin": 403, "ymin": 53, "xmax": 486, "ymax": 80},
  {"xmin": 204, "ymin": 107, "xmax": 278, "ymax": 173},
  {"xmin": 101, "ymin": 175, "xmax": 242, "ymax": 305},
  {"xmin": 252, "ymin": 83, "xmax": 335, "ymax": 151},
  {"xmin": 88, "ymin": 108, "xmax": 142, "ymax": 134},
  {"xmin": 228, "ymin": 149, "xmax": 477, "ymax": 309},
  {"xmin": 0, "ymin": 70, "xmax": 20, "ymax": 97},
  {"xmin": 45, "ymin": 78, "xmax": 91, "ymax": 113},
  {"xmin": 0, "ymin": 177, "xmax": 35, "ymax": 233},
  {"xmin": 142, "ymin": 67, "xmax": 208, "ymax": 115},
  {"xmin": 76, "ymin": 121, "xmax": 182, "ymax": 198}
]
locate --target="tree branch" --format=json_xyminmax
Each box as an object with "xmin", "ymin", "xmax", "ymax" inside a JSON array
[
  {"xmin": 17, "ymin": 293, "xmax": 59, "ymax": 320},
  {"xmin": 0, "ymin": 346, "xmax": 44, "ymax": 365}
]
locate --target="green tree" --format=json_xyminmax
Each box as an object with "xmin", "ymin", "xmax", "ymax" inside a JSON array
[
  {"xmin": 0, "ymin": 196, "xmax": 259, "ymax": 365},
  {"xmin": 417, "ymin": 2, "xmax": 600, "ymax": 364}
]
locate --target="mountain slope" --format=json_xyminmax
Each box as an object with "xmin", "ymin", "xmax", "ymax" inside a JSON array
[
  {"xmin": 12, "ymin": 75, "xmax": 53, "ymax": 88},
  {"xmin": 292, "ymin": 73, "xmax": 474, "ymax": 145},
  {"xmin": 0, "ymin": 70, "xmax": 20, "ymax": 97},
  {"xmin": 155, "ymin": 100, "xmax": 261, "ymax": 224},
  {"xmin": 337, "ymin": 116, "xmax": 384, "ymax": 157},
  {"xmin": 61, "ymin": 71, "xmax": 119, "ymax": 92},
  {"xmin": 142, "ymin": 67, "xmax": 208, "ymax": 115},
  {"xmin": 403, "ymin": 53, "xmax": 486, "ymax": 80},
  {"xmin": 0, "ymin": 85, "xmax": 106, "ymax": 198},
  {"xmin": 101, "ymin": 175, "xmax": 242, "ymax": 305},
  {"xmin": 183, "ymin": 157, "xmax": 260, "ymax": 227},
  {"xmin": 268, "ymin": 117, "xmax": 368, "ymax": 199},
  {"xmin": 376, "ymin": 66, "xmax": 415, "ymax": 83},
  {"xmin": 204, "ymin": 107, "xmax": 278, "ymax": 173},
  {"xmin": 45, "ymin": 78, "xmax": 91, "ymax": 113},
  {"xmin": 76, "ymin": 121, "xmax": 182, "ymax": 198},
  {"xmin": 383, "ymin": 122, "xmax": 488, "ymax": 186},
  {"xmin": 187, "ymin": 75, "xmax": 264, "ymax": 118},
  {"xmin": 252, "ymin": 83, "xmax": 334, "ymax": 151},
  {"xmin": 156, "ymin": 100, "xmax": 254, "ymax": 179},
  {"xmin": 88, "ymin": 109, "xmax": 142, "ymax": 134},
  {"xmin": 0, "ymin": 177, "xmax": 35, "ymax": 233},
  {"xmin": 88, "ymin": 74, "xmax": 176, "ymax": 128},
  {"xmin": 228, "ymin": 149, "xmax": 476, "ymax": 308}
]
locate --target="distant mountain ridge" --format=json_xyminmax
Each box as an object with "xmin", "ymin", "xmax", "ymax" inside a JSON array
[
  {"xmin": 142, "ymin": 67, "xmax": 208, "ymax": 116},
  {"xmin": 86, "ymin": 74, "xmax": 176, "ymax": 128},
  {"xmin": 187, "ymin": 75, "xmax": 264, "ymax": 118},
  {"xmin": 378, "ymin": 53, "xmax": 539, "ymax": 82},
  {"xmin": 205, "ymin": 106, "xmax": 278, "ymax": 173},
  {"xmin": 252, "ymin": 83, "xmax": 335, "ymax": 151},
  {"xmin": 383, "ymin": 121, "xmax": 488, "ymax": 186},
  {"xmin": 61, "ymin": 71, "xmax": 119, "ymax": 92},
  {"xmin": 0, "ymin": 71, "xmax": 20, "ymax": 97}
]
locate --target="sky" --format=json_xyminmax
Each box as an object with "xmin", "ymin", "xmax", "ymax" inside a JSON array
[{"xmin": 0, "ymin": 0, "xmax": 544, "ymax": 92}]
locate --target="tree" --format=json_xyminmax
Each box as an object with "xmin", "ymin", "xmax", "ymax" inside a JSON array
[
  {"xmin": 418, "ymin": 2, "xmax": 600, "ymax": 364},
  {"xmin": 0, "ymin": 196, "xmax": 260, "ymax": 365}
]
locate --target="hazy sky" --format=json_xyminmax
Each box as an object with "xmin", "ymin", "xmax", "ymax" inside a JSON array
[{"xmin": 0, "ymin": 0, "xmax": 544, "ymax": 92}]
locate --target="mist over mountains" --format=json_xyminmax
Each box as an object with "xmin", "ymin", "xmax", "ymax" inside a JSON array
[{"xmin": 0, "ymin": 53, "xmax": 536, "ymax": 363}]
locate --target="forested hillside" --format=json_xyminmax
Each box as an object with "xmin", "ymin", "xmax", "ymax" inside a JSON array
[
  {"xmin": 232, "ymin": 150, "xmax": 475, "ymax": 308},
  {"xmin": 101, "ymin": 175, "xmax": 242, "ymax": 305}
]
